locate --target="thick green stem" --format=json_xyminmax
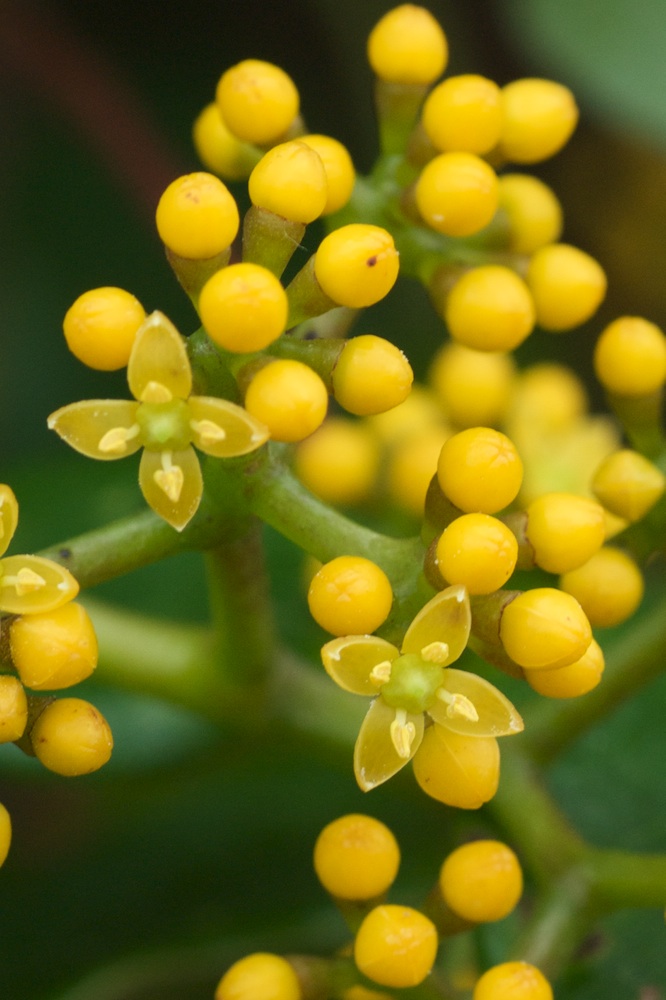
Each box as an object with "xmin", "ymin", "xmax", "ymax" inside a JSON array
[
  {"xmin": 510, "ymin": 872, "xmax": 593, "ymax": 980},
  {"xmin": 588, "ymin": 848, "xmax": 666, "ymax": 911}
]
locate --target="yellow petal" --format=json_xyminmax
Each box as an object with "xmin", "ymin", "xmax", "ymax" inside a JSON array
[
  {"xmin": 0, "ymin": 555, "xmax": 79, "ymax": 614},
  {"xmin": 189, "ymin": 396, "xmax": 269, "ymax": 458},
  {"xmin": 428, "ymin": 668, "xmax": 524, "ymax": 737},
  {"xmin": 139, "ymin": 447, "xmax": 202, "ymax": 531},
  {"xmin": 128, "ymin": 311, "xmax": 192, "ymax": 402},
  {"xmin": 401, "ymin": 584, "xmax": 471, "ymax": 663},
  {"xmin": 354, "ymin": 697, "xmax": 424, "ymax": 791},
  {"xmin": 0, "ymin": 485, "xmax": 19, "ymax": 559},
  {"xmin": 48, "ymin": 400, "xmax": 141, "ymax": 460},
  {"xmin": 322, "ymin": 635, "xmax": 400, "ymax": 695}
]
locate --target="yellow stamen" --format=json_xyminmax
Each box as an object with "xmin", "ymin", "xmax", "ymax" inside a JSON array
[
  {"xmin": 420, "ymin": 640, "xmax": 450, "ymax": 664},
  {"xmin": 369, "ymin": 660, "xmax": 393, "ymax": 687},
  {"xmin": 190, "ymin": 418, "xmax": 227, "ymax": 447},
  {"xmin": 390, "ymin": 708, "xmax": 417, "ymax": 759},
  {"xmin": 437, "ymin": 687, "xmax": 479, "ymax": 722},
  {"xmin": 98, "ymin": 424, "xmax": 141, "ymax": 455},
  {"xmin": 141, "ymin": 380, "xmax": 173, "ymax": 404},
  {"xmin": 1, "ymin": 566, "xmax": 47, "ymax": 595},
  {"xmin": 153, "ymin": 451, "xmax": 184, "ymax": 502}
]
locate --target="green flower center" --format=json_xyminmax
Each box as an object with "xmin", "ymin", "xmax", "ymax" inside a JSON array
[
  {"xmin": 380, "ymin": 653, "xmax": 445, "ymax": 715},
  {"xmin": 137, "ymin": 399, "xmax": 192, "ymax": 451}
]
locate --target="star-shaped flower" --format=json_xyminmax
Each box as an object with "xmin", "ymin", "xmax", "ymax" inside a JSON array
[
  {"xmin": 0, "ymin": 485, "xmax": 79, "ymax": 615},
  {"xmin": 321, "ymin": 584, "xmax": 523, "ymax": 791},
  {"xmin": 48, "ymin": 311, "xmax": 269, "ymax": 531}
]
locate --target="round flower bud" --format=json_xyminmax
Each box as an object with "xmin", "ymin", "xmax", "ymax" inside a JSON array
[
  {"xmin": 593, "ymin": 316, "xmax": 666, "ymax": 396},
  {"xmin": 299, "ymin": 134, "xmax": 356, "ymax": 215},
  {"xmin": 526, "ymin": 638, "xmax": 605, "ymax": 699},
  {"xmin": 0, "ymin": 803, "xmax": 11, "ymax": 867},
  {"xmin": 354, "ymin": 905, "xmax": 438, "ymax": 988},
  {"xmin": 307, "ymin": 556, "xmax": 393, "ymax": 636},
  {"xmin": 199, "ymin": 263, "xmax": 288, "ymax": 353},
  {"xmin": 415, "ymin": 152, "xmax": 499, "ymax": 238},
  {"xmin": 387, "ymin": 426, "xmax": 450, "ymax": 517},
  {"xmin": 436, "ymin": 513, "xmax": 518, "ymax": 595},
  {"xmin": 444, "ymin": 266, "xmax": 535, "ymax": 352},
  {"xmin": 527, "ymin": 243, "xmax": 606, "ymax": 331},
  {"xmin": 525, "ymin": 493, "xmax": 606, "ymax": 574},
  {"xmin": 314, "ymin": 225, "xmax": 399, "ymax": 308},
  {"xmin": 294, "ymin": 419, "xmax": 380, "ymax": 506},
  {"xmin": 559, "ymin": 547, "xmax": 644, "ymax": 628},
  {"xmin": 439, "ymin": 840, "xmax": 523, "ymax": 923},
  {"xmin": 215, "ymin": 953, "xmax": 301, "ymax": 1000},
  {"xmin": 30, "ymin": 697, "xmax": 113, "ymax": 776},
  {"xmin": 332, "ymin": 335, "xmax": 413, "ymax": 416},
  {"xmin": 314, "ymin": 814, "xmax": 400, "ymax": 900},
  {"xmin": 422, "ymin": 75, "xmax": 502, "ymax": 154},
  {"xmin": 63, "ymin": 287, "xmax": 146, "ymax": 371},
  {"xmin": 192, "ymin": 103, "xmax": 260, "ymax": 181},
  {"xmin": 507, "ymin": 362, "xmax": 587, "ymax": 434},
  {"xmin": 244, "ymin": 360, "xmax": 328, "ymax": 443},
  {"xmin": 437, "ymin": 427, "xmax": 523, "ymax": 514},
  {"xmin": 498, "ymin": 174, "xmax": 563, "ymax": 255},
  {"xmin": 10, "ymin": 602, "xmax": 98, "ymax": 690},
  {"xmin": 155, "ymin": 173, "xmax": 239, "ymax": 260},
  {"xmin": 592, "ymin": 449, "xmax": 665, "ymax": 522},
  {"xmin": 216, "ymin": 59, "xmax": 299, "ymax": 146},
  {"xmin": 500, "ymin": 588, "xmax": 592, "ymax": 671},
  {"xmin": 473, "ymin": 961, "xmax": 553, "ymax": 1000},
  {"xmin": 367, "ymin": 6, "xmax": 448, "ymax": 85},
  {"xmin": 413, "ymin": 726, "xmax": 500, "ymax": 808},
  {"xmin": 499, "ymin": 79, "xmax": 578, "ymax": 164},
  {"xmin": 429, "ymin": 343, "xmax": 516, "ymax": 428},
  {"xmin": 0, "ymin": 676, "xmax": 28, "ymax": 744},
  {"xmin": 249, "ymin": 141, "xmax": 328, "ymax": 224}
]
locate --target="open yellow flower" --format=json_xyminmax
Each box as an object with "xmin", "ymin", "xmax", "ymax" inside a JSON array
[
  {"xmin": 0, "ymin": 485, "xmax": 79, "ymax": 615},
  {"xmin": 48, "ymin": 311, "xmax": 269, "ymax": 531},
  {"xmin": 321, "ymin": 584, "xmax": 523, "ymax": 791}
]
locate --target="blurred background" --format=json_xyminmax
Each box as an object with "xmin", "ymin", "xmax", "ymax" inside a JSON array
[{"xmin": 1, "ymin": 1, "xmax": 665, "ymax": 998}]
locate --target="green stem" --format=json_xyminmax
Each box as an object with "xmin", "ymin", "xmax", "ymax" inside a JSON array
[
  {"xmin": 509, "ymin": 872, "xmax": 593, "ymax": 980},
  {"xmin": 588, "ymin": 848, "xmax": 666, "ymax": 911}
]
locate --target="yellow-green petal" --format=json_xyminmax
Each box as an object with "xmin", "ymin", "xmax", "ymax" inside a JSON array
[
  {"xmin": 128, "ymin": 311, "xmax": 192, "ymax": 403},
  {"xmin": 428, "ymin": 667, "xmax": 524, "ymax": 737},
  {"xmin": 0, "ymin": 555, "xmax": 79, "ymax": 615},
  {"xmin": 322, "ymin": 635, "xmax": 400, "ymax": 695},
  {"xmin": 47, "ymin": 400, "xmax": 141, "ymax": 460},
  {"xmin": 139, "ymin": 446, "xmax": 203, "ymax": 531},
  {"xmin": 0, "ymin": 485, "xmax": 19, "ymax": 559},
  {"xmin": 354, "ymin": 696, "xmax": 424, "ymax": 791},
  {"xmin": 401, "ymin": 584, "xmax": 471, "ymax": 663},
  {"xmin": 189, "ymin": 396, "xmax": 269, "ymax": 458}
]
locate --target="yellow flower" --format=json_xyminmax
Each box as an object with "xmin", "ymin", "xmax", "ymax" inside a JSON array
[
  {"xmin": 321, "ymin": 585, "xmax": 523, "ymax": 791},
  {"xmin": 0, "ymin": 485, "xmax": 79, "ymax": 615},
  {"xmin": 48, "ymin": 311, "xmax": 269, "ymax": 531}
]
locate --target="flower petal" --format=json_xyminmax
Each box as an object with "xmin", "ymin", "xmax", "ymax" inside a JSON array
[
  {"xmin": 128, "ymin": 311, "xmax": 192, "ymax": 402},
  {"xmin": 0, "ymin": 485, "xmax": 19, "ymax": 559},
  {"xmin": 401, "ymin": 584, "xmax": 471, "ymax": 663},
  {"xmin": 354, "ymin": 696, "xmax": 424, "ymax": 791},
  {"xmin": 48, "ymin": 400, "xmax": 141, "ymax": 460},
  {"xmin": 322, "ymin": 635, "xmax": 400, "ymax": 695},
  {"xmin": 428, "ymin": 668, "xmax": 524, "ymax": 737},
  {"xmin": 0, "ymin": 555, "xmax": 79, "ymax": 614},
  {"xmin": 139, "ymin": 446, "xmax": 203, "ymax": 531},
  {"xmin": 189, "ymin": 396, "xmax": 269, "ymax": 458}
]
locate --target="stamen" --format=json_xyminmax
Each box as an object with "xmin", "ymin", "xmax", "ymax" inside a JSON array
[
  {"xmin": 369, "ymin": 660, "xmax": 393, "ymax": 687},
  {"xmin": 153, "ymin": 451, "xmax": 184, "ymax": 502},
  {"xmin": 141, "ymin": 381, "xmax": 173, "ymax": 404},
  {"xmin": 390, "ymin": 708, "xmax": 416, "ymax": 759},
  {"xmin": 420, "ymin": 640, "xmax": 449, "ymax": 664},
  {"xmin": 437, "ymin": 687, "xmax": 479, "ymax": 722},
  {"xmin": 98, "ymin": 424, "xmax": 141, "ymax": 455},
  {"xmin": 190, "ymin": 418, "xmax": 227, "ymax": 447},
  {"xmin": 1, "ymin": 566, "xmax": 47, "ymax": 595}
]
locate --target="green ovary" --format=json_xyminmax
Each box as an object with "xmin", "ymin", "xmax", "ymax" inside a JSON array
[
  {"xmin": 137, "ymin": 399, "xmax": 192, "ymax": 451},
  {"xmin": 381, "ymin": 654, "xmax": 445, "ymax": 715}
]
